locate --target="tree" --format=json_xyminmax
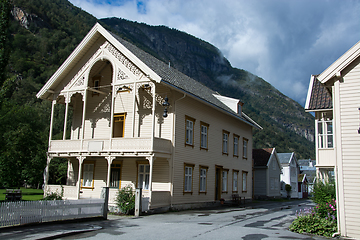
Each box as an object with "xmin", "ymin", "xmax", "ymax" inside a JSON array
[{"xmin": 0, "ymin": 0, "xmax": 11, "ymax": 87}]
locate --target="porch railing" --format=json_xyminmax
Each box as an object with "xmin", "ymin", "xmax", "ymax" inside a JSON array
[{"xmin": 49, "ymin": 137, "xmax": 171, "ymax": 154}]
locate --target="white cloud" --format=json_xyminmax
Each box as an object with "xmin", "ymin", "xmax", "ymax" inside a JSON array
[{"xmin": 69, "ymin": 0, "xmax": 360, "ymax": 106}]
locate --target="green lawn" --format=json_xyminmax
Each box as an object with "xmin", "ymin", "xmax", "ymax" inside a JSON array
[{"xmin": 0, "ymin": 188, "xmax": 44, "ymax": 201}]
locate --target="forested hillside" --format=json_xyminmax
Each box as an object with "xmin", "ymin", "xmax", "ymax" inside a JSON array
[{"xmin": 0, "ymin": 0, "xmax": 314, "ymax": 188}]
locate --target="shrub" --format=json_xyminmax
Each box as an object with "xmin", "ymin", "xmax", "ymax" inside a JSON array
[
  {"xmin": 43, "ymin": 186, "xmax": 63, "ymax": 200},
  {"xmin": 115, "ymin": 186, "xmax": 135, "ymax": 215},
  {"xmin": 290, "ymin": 181, "xmax": 337, "ymax": 237},
  {"xmin": 289, "ymin": 207, "xmax": 337, "ymax": 237},
  {"xmin": 312, "ymin": 181, "xmax": 336, "ymax": 205}
]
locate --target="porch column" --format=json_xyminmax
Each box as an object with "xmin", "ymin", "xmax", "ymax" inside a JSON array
[
  {"xmin": 48, "ymin": 99, "xmax": 56, "ymax": 146},
  {"xmin": 80, "ymin": 89, "xmax": 88, "ymax": 151},
  {"xmin": 43, "ymin": 155, "xmax": 52, "ymax": 188},
  {"xmin": 132, "ymin": 82, "xmax": 137, "ymax": 137},
  {"xmin": 147, "ymin": 155, "xmax": 154, "ymax": 191},
  {"xmin": 76, "ymin": 156, "xmax": 85, "ymax": 199},
  {"xmin": 106, "ymin": 156, "xmax": 116, "ymax": 187},
  {"xmin": 63, "ymin": 92, "xmax": 70, "ymax": 140},
  {"xmin": 151, "ymin": 82, "xmax": 156, "ymax": 149},
  {"xmin": 109, "ymin": 84, "xmax": 115, "ymax": 148}
]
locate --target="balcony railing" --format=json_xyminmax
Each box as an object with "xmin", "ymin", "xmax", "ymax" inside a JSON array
[{"xmin": 49, "ymin": 137, "xmax": 172, "ymax": 154}]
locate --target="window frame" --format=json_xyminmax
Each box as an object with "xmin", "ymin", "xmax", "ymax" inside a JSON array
[
  {"xmin": 222, "ymin": 130, "xmax": 230, "ymax": 155},
  {"xmin": 222, "ymin": 169, "xmax": 229, "ymax": 193},
  {"xmin": 242, "ymin": 171, "xmax": 248, "ymax": 192},
  {"xmin": 243, "ymin": 138, "xmax": 248, "ymax": 159},
  {"xmin": 184, "ymin": 163, "xmax": 195, "ymax": 194},
  {"xmin": 110, "ymin": 161, "xmax": 122, "ymax": 189},
  {"xmin": 199, "ymin": 165, "xmax": 208, "ymax": 194},
  {"xmin": 232, "ymin": 170, "xmax": 239, "ymax": 193},
  {"xmin": 200, "ymin": 122, "xmax": 209, "ymax": 150},
  {"xmin": 137, "ymin": 161, "xmax": 150, "ymax": 190},
  {"xmin": 113, "ymin": 113, "xmax": 126, "ymax": 138},
  {"xmin": 81, "ymin": 160, "xmax": 96, "ymax": 189},
  {"xmin": 233, "ymin": 134, "xmax": 239, "ymax": 157},
  {"xmin": 185, "ymin": 116, "xmax": 196, "ymax": 147},
  {"xmin": 317, "ymin": 118, "xmax": 333, "ymax": 149}
]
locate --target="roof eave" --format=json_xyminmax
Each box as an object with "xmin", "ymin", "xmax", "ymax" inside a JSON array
[
  {"xmin": 318, "ymin": 40, "xmax": 360, "ymax": 84},
  {"xmin": 162, "ymin": 80, "xmax": 261, "ymax": 129}
]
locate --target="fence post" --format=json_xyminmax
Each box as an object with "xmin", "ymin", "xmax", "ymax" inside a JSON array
[
  {"xmin": 135, "ymin": 188, "xmax": 142, "ymax": 217},
  {"xmin": 101, "ymin": 187, "xmax": 109, "ymax": 219}
]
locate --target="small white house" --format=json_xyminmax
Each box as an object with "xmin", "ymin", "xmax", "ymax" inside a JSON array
[{"xmin": 278, "ymin": 152, "xmax": 300, "ymax": 198}]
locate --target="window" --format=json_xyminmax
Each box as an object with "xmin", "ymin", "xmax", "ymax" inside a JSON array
[
  {"xmin": 317, "ymin": 119, "xmax": 333, "ymax": 148},
  {"xmin": 110, "ymin": 162, "xmax": 121, "ymax": 188},
  {"xmin": 199, "ymin": 166, "xmax": 208, "ymax": 193},
  {"xmin": 92, "ymin": 76, "xmax": 100, "ymax": 96},
  {"xmin": 200, "ymin": 122, "xmax": 209, "ymax": 149},
  {"xmin": 113, "ymin": 113, "xmax": 126, "ymax": 137},
  {"xmin": 185, "ymin": 116, "xmax": 195, "ymax": 146},
  {"xmin": 233, "ymin": 134, "xmax": 239, "ymax": 157},
  {"xmin": 243, "ymin": 138, "xmax": 248, "ymax": 159},
  {"xmin": 242, "ymin": 171, "xmax": 248, "ymax": 192},
  {"xmin": 222, "ymin": 130, "xmax": 229, "ymax": 154},
  {"xmin": 184, "ymin": 164, "xmax": 194, "ymax": 193},
  {"xmin": 222, "ymin": 169, "xmax": 228, "ymax": 192},
  {"xmin": 233, "ymin": 170, "xmax": 239, "ymax": 192},
  {"xmin": 82, "ymin": 161, "xmax": 95, "ymax": 188},
  {"xmin": 138, "ymin": 164, "xmax": 150, "ymax": 190}
]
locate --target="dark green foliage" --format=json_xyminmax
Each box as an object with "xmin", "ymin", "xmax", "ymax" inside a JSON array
[
  {"xmin": 115, "ymin": 186, "xmax": 135, "ymax": 215},
  {"xmin": 48, "ymin": 158, "xmax": 68, "ymax": 185},
  {"xmin": 0, "ymin": 0, "xmax": 11, "ymax": 87},
  {"xmin": 312, "ymin": 181, "xmax": 336, "ymax": 205}
]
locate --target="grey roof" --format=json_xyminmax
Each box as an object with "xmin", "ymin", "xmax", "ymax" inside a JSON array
[
  {"xmin": 277, "ymin": 153, "xmax": 293, "ymax": 165},
  {"xmin": 301, "ymin": 170, "xmax": 316, "ymax": 183},
  {"xmin": 109, "ymin": 31, "xmax": 258, "ymax": 128},
  {"xmin": 298, "ymin": 159, "xmax": 316, "ymax": 168}
]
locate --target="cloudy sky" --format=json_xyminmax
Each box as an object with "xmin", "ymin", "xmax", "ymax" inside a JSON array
[{"xmin": 69, "ymin": 0, "xmax": 360, "ymax": 106}]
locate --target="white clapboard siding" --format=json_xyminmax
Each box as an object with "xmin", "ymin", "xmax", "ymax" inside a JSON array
[{"xmin": 338, "ymin": 60, "xmax": 360, "ymax": 238}]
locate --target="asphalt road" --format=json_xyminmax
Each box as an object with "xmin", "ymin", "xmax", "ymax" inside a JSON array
[{"xmin": 59, "ymin": 200, "xmax": 327, "ymax": 240}]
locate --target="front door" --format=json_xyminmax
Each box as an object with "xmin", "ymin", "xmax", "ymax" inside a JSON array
[{"xmin": 215, "ymin": 166, "xmax": 222, "ymax": 200}]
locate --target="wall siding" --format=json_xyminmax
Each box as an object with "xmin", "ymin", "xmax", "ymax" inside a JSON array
[
  {"xmin": 172, "ymin": 96, "xmax": 253, "ymax": 204},
  {"xmin": 338, "ymin": 60, "xmax": 360, "ymax": 238}
]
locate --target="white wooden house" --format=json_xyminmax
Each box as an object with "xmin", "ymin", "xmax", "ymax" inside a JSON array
[
  {"xmin": 252, "ymin": 148, "xmax": 282, "ymax": 199},
  {"xmin": 36, "ymin": 23, "xmax": 261, "ymax": 211},
  {"xmin": 277, "ymin": 152, "xmax": 300, "ymax": 198},
  {"xmin": 305, "ymin": 40, "xmax": 360, "ymax": 239}
]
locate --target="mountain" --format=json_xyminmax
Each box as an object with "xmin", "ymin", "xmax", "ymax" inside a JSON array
[{"xmin": 7, "ymin": 0, "xmax": 314, "ymax": 159}]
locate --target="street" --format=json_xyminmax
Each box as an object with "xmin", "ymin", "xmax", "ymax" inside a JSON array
[{"xmin": 60, "ymin": 200, "xmax": 325, "ymax": 240}]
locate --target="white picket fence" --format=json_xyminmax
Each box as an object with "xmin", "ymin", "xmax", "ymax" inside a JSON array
[{"xmin": 0, "ymin": 199, "xmax": 105, "ymax": 228}]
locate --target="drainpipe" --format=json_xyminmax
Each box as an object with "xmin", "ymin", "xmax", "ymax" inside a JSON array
[{"xmin": 170, "ymin": 93, "xmax": 186, "ymax": 208}]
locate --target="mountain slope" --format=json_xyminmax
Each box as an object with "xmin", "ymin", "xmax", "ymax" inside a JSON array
[{"xmin": 8, "ymin": 0, "xmax": 314, "ymax": 159}]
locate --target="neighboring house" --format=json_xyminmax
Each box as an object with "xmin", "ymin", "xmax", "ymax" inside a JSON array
[
  {"xmin": 278, "ymin": 152, "xmax": 300, "ymax": 198},
  {"xmin": 298, "ymin": 159, "xmax": 316, "ymax": 195},
  {"xmin": 298, "ymin": 174, "xmax": 308, "ymax": 199},
  {"xmin": 252, "ymin": 148, "xmax": 282, "ymax": 199},
  {"xmin": 305, "ymin": 40, "xmax": 360, "ymax": 239},
  {"xmin": 36, "ymin": 23, "xmax": 261, "ymax": 211}
]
